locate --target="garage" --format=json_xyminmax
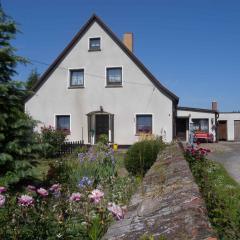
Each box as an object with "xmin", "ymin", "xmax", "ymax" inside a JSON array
[
  {"xmin": 218, "ymin": 120, "xmax": 227, "ymax": 141},
  {"xmin": 234, "ymin": 120, "xmax": 240, "ymax": 141}
]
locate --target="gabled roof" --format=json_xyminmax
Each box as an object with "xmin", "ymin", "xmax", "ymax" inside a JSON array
[
  {"xmin": 26, "ymin": 14, "xmax": 179, "ymax": 103},
  {"xmin": 177, "ymin": 106, "xmax": 217, "ymax": 114}
]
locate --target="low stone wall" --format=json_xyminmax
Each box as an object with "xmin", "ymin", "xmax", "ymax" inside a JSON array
[{"xmin": 103, "ymin": 144, "xmax": 217, "ymax": 240}]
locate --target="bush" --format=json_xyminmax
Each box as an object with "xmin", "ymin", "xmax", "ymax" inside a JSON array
[
  {"xmin": 40, "ymin": 126, "xmax": 68, "ymax": 158},
  {"xmin": 185, "ymin": 146, "xmax": 240, "ymax": 240},
  {"xmin": 124, "ymin": 137, "xmax": 165, "ymax": 176}
]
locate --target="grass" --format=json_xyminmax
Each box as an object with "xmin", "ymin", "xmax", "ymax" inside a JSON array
[{"xmin": 187, "ymin": 155, "xmax": 240, "ymax": 240}]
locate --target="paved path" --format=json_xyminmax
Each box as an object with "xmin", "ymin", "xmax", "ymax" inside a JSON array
[{"xmin": 206, "ymin": 142, "xmax": 240, "ymax": 183}]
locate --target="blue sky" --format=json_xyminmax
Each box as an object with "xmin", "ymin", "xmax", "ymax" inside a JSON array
[{"xmin": 3, "ymin": 0, "xmax": 240, "ymax": 111}]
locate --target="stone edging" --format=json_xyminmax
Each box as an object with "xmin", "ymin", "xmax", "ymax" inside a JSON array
[{"xmin": 103, "ymin": 143, "xmax": 217, "ymax": 240}]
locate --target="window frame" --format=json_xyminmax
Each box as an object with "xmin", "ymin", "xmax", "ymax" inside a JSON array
[
  {"xmin": 135, "ymin": 114, "xmax": 153, "ymax": 135},
  {"xmin": 89, "ymin": 37, "xmax": 101, "ymax": 51},
  {"xmin": 69, "ymin": 69, "xmax": 84, "ymax": 88},
  {"xmin": 106, "ymin": 67, "xmax": 123, "ymax": 87},
  {"xmin": 55, "ymin": 114, "xmax": 71, "ymax": 133},
  {"xmin": 191, "ymin": 118, "xmax": 209, "ymax": 133}
]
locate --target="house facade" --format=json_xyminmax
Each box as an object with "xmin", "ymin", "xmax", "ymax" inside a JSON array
[
  {"xmin": 25, "ymin": 15, "xmax": 178, "ymax": 145},
  {"xmin": 25, "ymin": 15, "xmax": 240, "ymax": 145}
]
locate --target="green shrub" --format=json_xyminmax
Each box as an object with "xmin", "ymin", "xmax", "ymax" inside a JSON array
[
  {"xmin": 97, "ymin": 134, "xmax": 109, "ymax": 145},
  {"xmin": 40, "ymin": 126, "xmax": 68, "ymax": 158},
  {"xmin": 185, "ymin": 146, "xmax": 240, "ymax": 240},
  {"xmin": 124, "ymin": 138, "xmax": 165, "ymax": 176}
]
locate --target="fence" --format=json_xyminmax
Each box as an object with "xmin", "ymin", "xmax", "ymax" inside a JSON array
[{"xmin": 58, "ymin": 140, "xmax": 84, "ymax": 156}]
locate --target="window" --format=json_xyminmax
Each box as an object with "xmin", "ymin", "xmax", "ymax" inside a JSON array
[
  {"xmin": 192, "ymin": 119, "xmax": 209, "ymax": 133},
  {"xmin": 56, "ymin": 115, "xmax": 70, "ymax": 132},
  {"xmin": 70, "ymin": 69, "xmax": 84, "ymax": 87},
  {"xmin": 106, "ymin": 67, "xmax": 122, "ymax": 86},
  {"xmin": 89, "ymin": 37, "xmax": 101, "ymax": 51},
  {"xmin": 136, "ymin": 114, "xmax": 152, "ymax": 134}
]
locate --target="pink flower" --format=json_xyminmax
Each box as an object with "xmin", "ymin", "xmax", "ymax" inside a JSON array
[
  {"xmin": 37, "ymin": 188, "xmax": 48, "ymax": 197},
  {"xmin": 27, "ymin": 185, "xmax": 36, "ymax": 192},
  {"xmin": 69, "ymin": 192, "xmax": 81, "ymax": 202},
  {"xmin": 89, "ymin": 189, "xmax": 104, "ymax": 204},
  {"xmin": 18, "ymin": 195, "xmax": 34, "ymax": 207},
  {"xmin": 0, "ymin": 186, "xmax": 6, "ymax": 194},
  {"xmin": 0, "ymin": 194, "xmax": 5, "ymax": 207},
  {"xmin": 107, "ymin": 202, "xmax": 126, "ymax": 220},
  {"xmin": 49, "ymin": 183, "xmax": 61, "ymax": 193}
]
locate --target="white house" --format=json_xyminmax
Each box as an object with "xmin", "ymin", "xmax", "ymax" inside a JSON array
[{"xmin": 25, "ymin": 14, "xmax": 179, "ymax": 145}]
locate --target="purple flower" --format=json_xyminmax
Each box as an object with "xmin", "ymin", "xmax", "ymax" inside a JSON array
[
  {"xmin": 78, "ymin": 177, "xmax": 93, "ymax": 188},
  {"xmin": 0, "ymin": 186, "xmax": 6, "ymax": 194},
  {"xmin": 27, "ymin": 185, "xmax": 36, "ymax": 192},
  {"xmin": 78, "ymin": 153, "xmax": 85, "ymax": 163},
  {"xmin": 37, "ymin": 188, "xmax": 48, "ymax": 197},
  {"xmin": 107, "ymin": 202, "xmax": 126, "ymax": 220},
  {"xmin": 69, "ymin": 192, "xmax": 81, "ymax": 202},
  {"xmin": 0, "ymin": 194, "xmax": 5, "ymax": 207},
  {"xmin": 89, "ymin": 189, "xmax": 104, "ymax": 204},
  {"xmin": 18, "ymin": 195, "xmax": 34, "ymax": 207}
]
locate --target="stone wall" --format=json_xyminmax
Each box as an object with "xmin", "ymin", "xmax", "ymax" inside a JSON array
[{"xmin": 103, "ymin": 144, "xmax": 217, "ymax": 240}]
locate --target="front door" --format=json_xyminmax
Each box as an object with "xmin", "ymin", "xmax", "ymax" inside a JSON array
[{"xmin": 95, "ymin": 114, "xmax": 109, "ymax": 142}]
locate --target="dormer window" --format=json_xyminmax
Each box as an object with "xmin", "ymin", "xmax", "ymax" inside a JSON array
[{"xmin": 89, "ymin": 37, "xmax": 101, "ymax": 51}]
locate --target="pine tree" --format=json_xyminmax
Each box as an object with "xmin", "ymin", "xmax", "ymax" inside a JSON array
[
  {"xmin": 0, "ymin": 5, "xmax": 41, "ymax": 187},
  {"xmin": 26, "ymin": 68, "xmax": 40, "ymax": 90}
]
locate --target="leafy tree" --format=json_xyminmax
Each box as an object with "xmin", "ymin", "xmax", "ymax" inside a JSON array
[
  {"xmin": 0, "ymin": 5, "xmax": 41, "ymax": 187},
  {"xmin": 26, "ymin": 68, "xmax": 40, "ymax": 90}
]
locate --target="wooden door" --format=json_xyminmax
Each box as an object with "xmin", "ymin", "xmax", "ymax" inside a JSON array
[
  {"xmin": 234, "ymin": 120, "xmax": 240, "ymax": 141},
  {"xmin": 218, "ymin": 121, "xmax": 227, "ymax": 141}
]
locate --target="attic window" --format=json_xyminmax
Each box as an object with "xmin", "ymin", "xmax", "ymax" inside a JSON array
[{"xmin": 89, "ymin": 38, "xmax": 101, "ymax": 51}]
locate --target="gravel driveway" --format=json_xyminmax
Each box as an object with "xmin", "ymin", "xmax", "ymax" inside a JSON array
[{"xmin": 202, "ymin": 142, "xmax": 240, "ymax": 183}]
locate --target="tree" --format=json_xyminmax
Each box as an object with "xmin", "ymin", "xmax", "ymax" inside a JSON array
[
  {"xmin": 0, "ymin": 5, "xmax": 41, "ymax": 187},
  {"xmin": 26, "ymin": 68, "xmax": 40, "ymax": 90}
]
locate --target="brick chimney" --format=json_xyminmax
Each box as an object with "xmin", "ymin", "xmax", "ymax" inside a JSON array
[
  {"xmin": 123, "ymin": 33, "xmax": 133, "ymax": 52},
  {"xmin": 212, "ymin": 101, "xmax": 218, "ymax": 111}
]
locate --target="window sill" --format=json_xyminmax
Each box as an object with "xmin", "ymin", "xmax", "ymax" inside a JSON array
[
  {"xmin": 135, "ymin": 133, "xmax": 152, "ymax": 136},
  {"xmin": 105, "ymin": 85, "xmax": 123, "ymax": 88},
  {"xmin": 68, "ymin": 86, "xmax": 85, "ymax": 89},
  {"xmin": 88, "ymin": 49, "xmax": 101, "ymax": 52}
]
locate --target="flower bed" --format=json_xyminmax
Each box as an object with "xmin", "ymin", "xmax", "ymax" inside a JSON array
[
  {"xmin": 0, "ymin": 143, "xmax": 136, "ymax": 239},
  {"xmin": 185, "ymin": 145, "xmax": 240, "ymax": 240}
]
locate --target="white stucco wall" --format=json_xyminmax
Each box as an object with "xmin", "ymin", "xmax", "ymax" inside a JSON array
[
  {"xmin": 177, "ymin": 109, "xmax": 217, "ymax": 141},
  {"xmin": 25, "ymin": 21, "xmax": 174, "ymax": 144},
  {"xmin": 218, "ymin": 113, "xmax": 240, "ymax": 141}
]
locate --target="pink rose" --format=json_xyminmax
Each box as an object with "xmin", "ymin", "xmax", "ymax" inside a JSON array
[
  {"xmin": 27, "ymin": 185, "xmax": 36, "ymax": 192},
  {"xmin": 37, "ymin": 188, "xmax": 48, "ymax": 197},
  {"xmin": 69, "ymin": 192, "xmax": 81, "ymax": 202},
  {"xmin": 0, "ymin": 186, "xmax": 6, "ymax": 194},
  {"xmin": 107, "ymin": 202, "xmax": 126, "ymax": 220},
  {"xmin": 18, "ymin": 195, "xmax": 34, "ymax": 207},
  {"xmin": 0, "ymin": 194, "xmax": 5, "ymax": 207},
  {"xmin": 89, "ymin": 189, "xmax": 104, "ymax": 204},
  {"xmin": 49, "ymin": 183, "xmax": 61, "ymax": 193}
]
